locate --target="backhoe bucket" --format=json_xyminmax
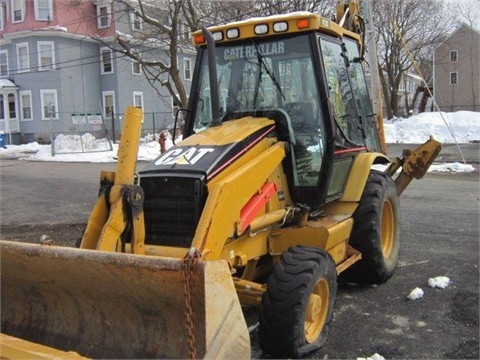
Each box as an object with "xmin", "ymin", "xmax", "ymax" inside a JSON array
[{"xmin": 0, "ymin": 241, "xmax": 250, "ymax": 359}]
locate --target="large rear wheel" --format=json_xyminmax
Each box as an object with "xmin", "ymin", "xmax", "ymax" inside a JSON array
[
  {"xmin": 342, "ymin": 170, "xmax": 400, "ymax": 284},
  {"xmin": 259, "ymin": 246, "xmax": 337, "ymax": 358}
]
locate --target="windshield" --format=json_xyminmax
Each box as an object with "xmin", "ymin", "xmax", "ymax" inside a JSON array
[
  {"xmin": 192, "ymin": 34, "xmax": 320, "ymax": 133},
  {"xmin": 191, "ymin": 34, "xmax": 326, "ymax": 187}
]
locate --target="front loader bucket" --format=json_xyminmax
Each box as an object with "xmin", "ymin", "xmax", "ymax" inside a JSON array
[{"xmin": 0, "ymin": 241, "xmax": 250, "ymax": 359}]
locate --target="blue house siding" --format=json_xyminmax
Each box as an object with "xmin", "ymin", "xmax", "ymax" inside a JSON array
[
  {"xmin": 1, "ymin": 0, "xmax": 196, "ymax": 145},
  {"xmin": 4, "ymin": 35, "xmax": 105, "ymax": 142}
]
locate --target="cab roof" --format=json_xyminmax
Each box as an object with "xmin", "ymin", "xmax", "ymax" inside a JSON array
[{"xmin": 192, "ymin": 12, "xmax": 361, "ymax": 46}]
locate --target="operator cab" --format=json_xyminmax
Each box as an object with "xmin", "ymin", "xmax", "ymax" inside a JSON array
[{"xmin": 184, "ymin": 14, "xmax": 381, "ymax": 208}]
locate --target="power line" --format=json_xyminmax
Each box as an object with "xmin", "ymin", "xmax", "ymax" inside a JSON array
[{"xmin": 1, "ymin": 0, "xmax": 301, "ymax": 77}]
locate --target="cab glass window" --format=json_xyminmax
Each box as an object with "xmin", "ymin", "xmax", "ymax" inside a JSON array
[
  {"xmin": 319, "ymin": 38, "xmax": 363, "ymax": 145},
  {"xmin": 192, "ymin": 34, "xmax": 326, "ymax": 187},
  {"xmin": 343, "ymin": 38, "xmax": 381, "ymax": 151}
]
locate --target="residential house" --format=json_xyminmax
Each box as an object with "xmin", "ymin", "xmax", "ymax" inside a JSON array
[
  {"xmin": 433, "ymin": 24, "xmax": 480, "ymax": 112},
  {"xmin": 0, "ymin": 0, "xmax": 195, "ymax": 145},
  {"xmin": 397, "ymin": 72, "xmax": 424, "ymax": 116}
]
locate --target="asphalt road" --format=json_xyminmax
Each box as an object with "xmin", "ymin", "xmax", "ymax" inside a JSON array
[{"xmin": 0, "ymin": 152, "xmax": 478, "ymax": 359}]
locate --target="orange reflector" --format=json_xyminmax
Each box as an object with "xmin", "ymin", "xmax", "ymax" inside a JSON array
[
  {"xmin": 194, "ymin": 34, "xmax": 205, "ymax": 44},
  {"xmin": 239, "ymin": 182, "xmax": 278, "ymax": 234},
  {"xmin": 297, "ymin": 18, "xmax": 310, "ymax": 29}
]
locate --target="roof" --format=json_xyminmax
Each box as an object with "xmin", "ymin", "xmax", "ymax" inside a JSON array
[
  {"xmin": 435, "ymin": 23, "xmax": 480, "ymax": 51},
  {"xmin": 0, "ymin": 79, "xmax": 18, "ymax": 89}
]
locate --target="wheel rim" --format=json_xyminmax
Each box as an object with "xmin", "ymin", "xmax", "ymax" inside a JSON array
[
  {"xmin": 304, "ymin": 278, "xmax": 329, "ymax": 343},
  {"xmin": 381, "ymin": 199, "xmax": 395, "ymax": 258}
]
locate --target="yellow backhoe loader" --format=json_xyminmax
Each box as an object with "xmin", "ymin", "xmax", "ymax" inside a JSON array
[{"xmin": 1, "ymin": 1, "xmax": 441, "ymax": 359}]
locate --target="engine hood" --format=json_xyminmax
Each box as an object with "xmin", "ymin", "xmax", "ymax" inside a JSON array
[{"xmin": 140, "ymin": 117, "xmax": 275, "ymax": 180}]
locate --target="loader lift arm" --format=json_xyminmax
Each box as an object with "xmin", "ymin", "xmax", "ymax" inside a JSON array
[
  {"xmin": 79, "ymin": 107, "xmax": 146, "ymax": 254},
  {"xmin": 387, "ymin": 136, "xmax": 442, "ymax": 196}
]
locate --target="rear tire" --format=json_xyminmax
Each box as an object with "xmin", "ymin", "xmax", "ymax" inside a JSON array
[
  {"xmin": 259, "ymin": 246, "xmax": 337, "ymax": 358},
  {"xmin": 342, "ymin": 170, "xmax": 400, "ymax": 284}
]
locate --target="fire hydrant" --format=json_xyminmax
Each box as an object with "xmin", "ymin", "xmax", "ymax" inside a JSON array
[{"xmin": 159, "ymin": 131, "xmax": 167, "ymax": 154}]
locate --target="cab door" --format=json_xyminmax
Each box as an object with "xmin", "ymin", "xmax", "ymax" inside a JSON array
[{"xmin": 319, "ymin": 36, "xmax": 368, "ymax": 202}]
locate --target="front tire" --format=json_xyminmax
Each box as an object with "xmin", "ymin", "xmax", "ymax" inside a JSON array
[
  {"xmin": 342, "ymin": 170, "xmax": 400, "ymax": 284},
  {"xmin": 259, "ymin": 246, "xmax": 337, "ymax": 358}
]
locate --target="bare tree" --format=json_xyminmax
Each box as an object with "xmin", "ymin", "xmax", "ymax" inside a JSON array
[
  {"xmin": 93, "ymin": 0, "xmax": 193, "ymax": 109},
  {"xmin": 252, "ymin": 0, "xmax": 337, "ymax": 17},
  {"xmin": 452, "ymin": 0, "xmax": 480, "ymax": 29},
  {"xmin": 372, "ymin": 0, "xmax": 454, "ymax": 118},
  {"xmin": 94, "ymin": 0, "xmax": 340, "ymax": 111}
]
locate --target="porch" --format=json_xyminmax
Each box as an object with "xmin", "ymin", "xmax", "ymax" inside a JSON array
[{"xmin": 0, "ymin": 79, "xmax": 20, "ymax": 145}]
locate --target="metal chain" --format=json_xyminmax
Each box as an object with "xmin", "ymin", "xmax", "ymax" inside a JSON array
[{"xmin": 182, "ymin": 247, "xmax": 201, "ymax": 359}]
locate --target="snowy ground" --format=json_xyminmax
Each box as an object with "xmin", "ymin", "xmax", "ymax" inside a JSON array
[{"xmin": 0, "ymin": 111, "xmax": 478, "ymax": 173}]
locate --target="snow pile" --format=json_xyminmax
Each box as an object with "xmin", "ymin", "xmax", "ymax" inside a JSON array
[
  {"xmin": 428, "ymin": 162, "xmax": 475, "ymax": 173},
  {"xmin": 384, "ymin": 111, "xmax": 480, "ymax": 143},
  {"xmin": 373, "ymin": 161, "xmax": 475, "ymax": 174},
  {"xmin": 407, "ymin": 287, "xmax": 424, "ymax": 300},
  {"xmin": 54, "ymin": 133, "xmax": 110, "ymax": 152},
  {"xmin": 407, "ymin": 276, "xmax": 451, "ymax": 300},
  {"xmin": 0, "ymin": 111, "xmax": 478, "ymax": 168},
  {"xmin": 428, "ymin": 276, "xmax": 450, "ymax": 289},
  {"xmin": 0, "ymin": 142, "xmax": 42, "ymax": 155},
  {"xmin": 357, "ymin": 353, "xmax": 385, "ymax": 360}
]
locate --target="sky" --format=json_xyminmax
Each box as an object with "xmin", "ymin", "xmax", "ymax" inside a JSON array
[
  {"xmin": 0, "ymin": 111, "xmax": 478, "ymax": 173},
  {"xmin": 446, "ymin": 0, "xmax": 480, "ymax": 29}
]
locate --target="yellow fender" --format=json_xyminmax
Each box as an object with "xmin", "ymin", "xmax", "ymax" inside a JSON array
[{"xmin": 340, "ymin": 152, "xmax": 390, "ymax": 202}]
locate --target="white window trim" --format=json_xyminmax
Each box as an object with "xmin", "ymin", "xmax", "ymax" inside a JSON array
[
  {"xmin": 133, "ymin": 91, "xmax": 144, "ymax": 109},
  {"xmin": 40, "ymin": 89, "xmax": 59, "ymax": 120},
  {"xmin": 34, "ymin": 0, "xmax": 53, "ymax": 21},
  {"xmin": 131, "ymin": 56, "xmax": 141, "ymax": 75},
  {"xmin": 0, "ymin": 50, "xmax": 8, "ymax": 77},
  {"xmin": 19, "ymin": 90, "xmax": 33, "ymax": 121},
  {"xmin": 0, "ymin": 3, "xmax": 5, "ymax": 31},
  {"xmin": 16, "ymin": 42, "xmax": 30, "ymax": 73},
  {"xmin": 171, "ymin": 94, "xmax": 184, "ymax": 119},
  {"xmin": 179, "ymin": 22, "xmax": 191, "ymax": 42},
  {"xmin": 130, "ymin": 11, "xmax": 143, "ymax": 31},
  {"xmin": 450, "ymin": 71, "xmax": 458, "ymax": 85},
  {"xmin": 97, "ymin": 3, "xmax": 111, "ymax": 29},
  {"xmin": 100, "ymin": 47, "xmax": 113, "ymax": 74},
  {"xmin": 12, "ymin": 0, "xmax": 26, "ymax": 23},
  {"xmin": 37, "ymin": 41, "xmax": 56, "ymax": 71},
  {"xmin": 102, "ymin": 91, "xmax": 116, "ymax": 118},
  {"xmin": 184, "ymin": 58, "xmax": 191, "ymax": 81}
]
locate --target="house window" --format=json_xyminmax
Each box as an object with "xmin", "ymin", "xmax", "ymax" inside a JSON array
[
  {"xmin": 102, "ymin": 91, "xmax": 115, "ymax": 118},
  {"xmin": 34, "ymin": 0, "xmax": 53, "ymax": 21},
  {"xmin": 17, "ymin": 43, "xmax": 30, "ymax": 73},
  {"xmin": 131, "ymin": 11, "xmax": 143, "ymax": 30},
  {"xmin": 0, "ymin": 95, "xmax": 4, "ymax": 119},
  {"xmin": 37, "ymin": 41, "xmax": 55, "ymax": 70},
  {"xmin": 133, "ymin": 91, "xmax": 144, "ymax": 109},
  {"xmin": 8, "ymin": 94, "xmax": 16, "ymax": 118},
  {"xmin": 132, "ymin": 57, "xmax": 141, "ymax": 75},
  {"xmin": 100, "ymin": 48, "xmax": 113, "ymax": 74},
  {"xmin": 450, "ymin": 72, "xmax": 458, "ymax": 85},
  {"xmin": 450, "ymin": 50, "xmax": 458, "ymax": 62},
  {"xmin": 184, "ymin": 58, "xmax": 191, "ymax": 80},
  {"xmin": 0, "ymin": 50, "xmax": 8, "ymax": 77},
  {"xmin": 97, "ymin": 4, "xmax": 111, "ymax": 28},
  {"xmin": 19, "ymin": 90, "xmax": 32, "ymax": 121},
  {"xmin": 12, "ymin": 0, "xmax": 25, "ymax": 23},
  {"xmin": 40, "ymin": 89, "xmax": 58, "ymax": 120}
]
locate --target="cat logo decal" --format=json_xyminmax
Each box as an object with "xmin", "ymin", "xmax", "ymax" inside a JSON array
[{"xmin": 155, "ymin": 147, "xmax": 215, "ymax": 166}]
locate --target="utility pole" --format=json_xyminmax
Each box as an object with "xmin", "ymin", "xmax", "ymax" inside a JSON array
[{"xmin": 364, "ymin": 0, "xmax": 387, "ymax": 153}]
